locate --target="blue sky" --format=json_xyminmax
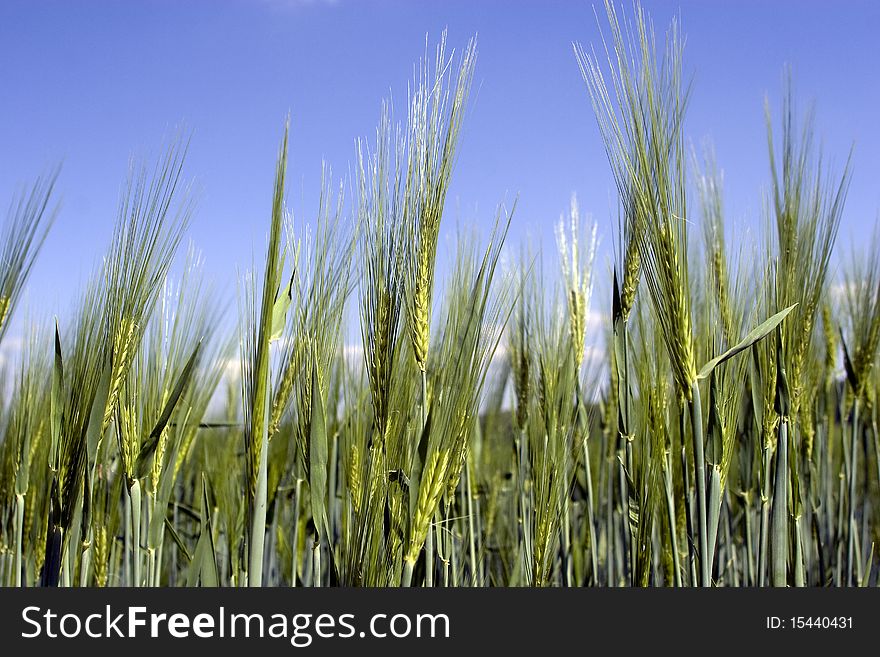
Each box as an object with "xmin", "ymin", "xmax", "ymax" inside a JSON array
[{"xmin": 1, "ymin": 0, "xmax": 878, "ymax": 337}]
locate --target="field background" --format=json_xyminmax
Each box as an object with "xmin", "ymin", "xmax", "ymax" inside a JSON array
[{"xmin": 0, "ymin": 0, "xmax": 879, "ymax": 587}]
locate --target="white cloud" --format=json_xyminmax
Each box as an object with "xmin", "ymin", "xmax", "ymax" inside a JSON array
[{"xmin": 0, "ymin": 335, "xmax": 25, "ymax": 374}]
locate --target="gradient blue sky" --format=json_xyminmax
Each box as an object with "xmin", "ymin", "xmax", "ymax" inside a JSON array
[{"xmin": 1, "ymin": 0, "xmax": 878, "ymax": 336}]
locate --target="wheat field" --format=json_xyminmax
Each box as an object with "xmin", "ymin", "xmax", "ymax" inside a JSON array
[{"xmin": 0, "ymin": 2, "xmax": 875, "ymax": 588}]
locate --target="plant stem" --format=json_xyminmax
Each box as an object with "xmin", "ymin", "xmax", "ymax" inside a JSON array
[
  {"xmin": 706, "ymin": 465, "xmax": 722, "ymax": 578},
  {"xmin": 425, "ymin": 516, "xmax": 434, "ymax": 587},
  {"xmin": 248, "ymin": 386, "xmax": 271, "ymax": 588},
  {"xmin": 663, "ymin": 452, "xmax": 682, "ymax": 587},
  {"xmin": 771, "ymin": 417, "xmax": 789, "ymax": 587},
  {"xmin": 80, "ymin": 530, "xmax": 92, "ymax": 587},
  {"xmin": 744, "ymin": 493, "xmax": 755, "ymax": 586},
  {"xmin": 689, "ymin": 381, "xmax": 709, "ymax": 587},
  {"xmin": 465, "ymin": 459, "xmax": 478, "ymax": 586},
  {"xmin": 401, "ymin": 557, "xmax": 415, "ymax": 588},
  {"xmin": 793, "ymin": 515, "xmax": 805, "ymax": 586},
  {"xmin": 292, "ymin": 478, "xmax": 301, "ymax": 586},
  {"xmin": 129, "ymin": 480, "xmax": 142, "ymax": 587},
  {"xmin": 681, "ymin": 445, "xmax": 696, "ymax": 586},
  {"xmin": 14, "ymin": 493, "xmax": 24, "ymax": 587},
  {"xmin": 420, "ymin": 367, "xmax": 431, "ymax": 587},
  {"xmin": 312, "ymin": 539, "xmax": 322, "ymax": 587},
  {"xmin": 123, "ymin": 491, "xmax": 131, "ymax": 586},
  {"xmin": 846, "ymin": 398, "xmax": 860, "ymax": 586},
  {"xmin": 582, "ymin": 437, "xmax": 598, "ymax": 584},
  {"xmin": 757, "ymin": 444, "xmax": 772, "ymax": 586},
  {"xmin": 147, "ymin": 548, "xmax": 156, "ymax": 588}
]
